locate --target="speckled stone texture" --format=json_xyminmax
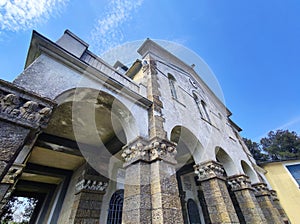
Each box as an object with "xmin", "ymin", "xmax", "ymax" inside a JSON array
[
  {"xmin": 228, "ymin": 174, "xmax": 267, "ymax": 223},
  {"xmin": 253, "ymin": 183, "xmax": 284, "ymax": 224},
  {"xmin": 150, "ymin": 160, "xmax": 183, "ymax": 224},
  {"xmin": 122, "ymin": 161, "xmax": 152, "ymax": 224},
  {"xmin": 194, "ymin": 160, "xmax": 240, "ymax": 224},
  {"xmin": 270, "ymin": 190, "xmax": 290, "ymax": 223}
]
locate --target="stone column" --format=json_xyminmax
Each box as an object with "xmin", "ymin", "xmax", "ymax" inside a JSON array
[
  {"xmin": 70, "ymin": 164, "xmax": 109, "ymax": 224},
  {"xmin": 0, "ymin": 80, "xmax": 55, "ymax": 210},
  {"xmin": 270, "ymin": 190, "xmax": 290, "ymax": 223},
  {"xmin": 194, "ymin": 160, "xmax": 240, "ymax": 223},
  {"xmin": 227, "ymin": 174, "xmax": 266, "ymax": 223},
  {"xmin": 121, "ymin": 138, "xmax": 152, "ymax": 224},
  {"xmin": 149, "ymin": 138, "xmax": 183, "ymax": 224},
  {"xmin": 121, "ymin": 137, "xmax": 184, "ymax": 224},
  {"xmin": 252, "ymin": 182, "xmax": 284, "ymax": 224}
]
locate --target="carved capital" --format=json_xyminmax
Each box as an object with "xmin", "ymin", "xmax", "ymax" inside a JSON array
[
  {"xmin": 194, "ymin": 160, "xmax": 225, "ymax": 182},
  {"xmin": 121, "ymin": 137, "xmax": 150, "ymax": 166},
  {"xmin": 227, "ymin": 174, "xmax": 253, "ymax": 191},
  {"xmin": 122, "ymin": 137, "xmax": 178, "ymax": 166},
  {"xmin": 148, "ymin": 138, "xmax": 177, "ymax": 164},
  {"xmin": 75, "ymin": 179, "xmax": 108, "ymax": 194},
  {"xmin": 252, "ymin": 182, "xmax": 270, "ymax": 197}
]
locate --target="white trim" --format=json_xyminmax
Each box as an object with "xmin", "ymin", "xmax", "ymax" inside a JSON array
[{"xmin": 283, "ymin": 161, "xmax": 300, "ymax": 188}]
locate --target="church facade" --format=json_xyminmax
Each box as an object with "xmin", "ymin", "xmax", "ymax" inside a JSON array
[{"xmin": 0, "ymin": 30, "xmax": 289, "ymax": 223}]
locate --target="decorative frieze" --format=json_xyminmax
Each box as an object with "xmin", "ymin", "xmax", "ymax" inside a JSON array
[
  {"xmin": 0, "ymin": 80, "xmax": 55, "ymax": 129},
  {"xmin": 194, "ymin": 160, "xmax": 225, "ymax": 181},
  {"xmin": 227, "ymin": 174, "xmax": 252, "ymax": 191},
  {"xmin": 121, "ymin": 141, "xmax": 149, "ymax": 164},
  {"xmin": 148, "ymin": 139, "xmax": 177, "ymax": 164},
  {"xmin": 75, "ymin": 179, "xmax": 108, "ymax": 194}
]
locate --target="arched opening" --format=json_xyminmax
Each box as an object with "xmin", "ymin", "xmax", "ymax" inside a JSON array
[
  {"xmin": 171, "ymin": 126, "xmax": 207, "ymax": 223},
  {"xmin": 168, "ymin": 73, "xmax": 177, "ymax": 99},
  {"xmin": 241, "ymin": 160, "xmax": 257, "ymax": 183},
  {"xmin": 5, "ymin": 88, "xmax": 138, "ymax": 223},
  {"xmin": 107, "ymin": 190, "xmax": 124, "ymax": 224},
  {"xmin": 215, "ymin": 147, "xmax": 236, "ymax": 176}
]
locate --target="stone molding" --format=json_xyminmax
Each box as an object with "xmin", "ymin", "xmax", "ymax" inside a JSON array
[
  {"xmin": 1, "ymin": 163, "xmax": 25, "ymax": 185},
  {"xmin": 227, "ymin": 174, "xmax": 253, "ymax": 191},
  {"xmin": 121, "ymin": 137, "xmax": 178, "ymax": 167},
  {"xmin": 75, "ymin": 179, "xmax": 108, "ymax": 194},
  {"xmin": 0, "ymin": 80, "xmax": 56, "ymax": 129},
  {"xmin": 194, "ymin": 160, "xmax": 225, "ymax": 182},
  {"xmin": 252, "ymin": 182, "xmax": 270, "ymax": 197}
]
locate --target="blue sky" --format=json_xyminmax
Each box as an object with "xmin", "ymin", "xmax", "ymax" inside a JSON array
[{"xmin": 0, "ymin": 0, "xmax": 299, "ymax": 141}]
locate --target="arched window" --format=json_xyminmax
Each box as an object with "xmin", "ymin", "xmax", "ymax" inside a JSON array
[
  {"xmin": 168, "ymin": 73, "xmax": 177, "ymax": 99},
  {"xmin": 187, "ymin": 199, "xmax": 202, "ymax": 224},
  {"xmin": 193, "ymin": 92, "xmax": 203, "ymax": 117},
  {"xmin": 201, "ymin": 100, "xmax": 211, "ymax": 123},
  {"xmin": 107, "ymin": 190, "xmax": 124, "ymax": 224}
]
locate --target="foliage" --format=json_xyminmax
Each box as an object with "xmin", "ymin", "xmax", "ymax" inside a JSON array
[
  {"xmin": 0, "ymin": 197, "xmax": 38, "ymax": 224},
  {"xmin": 260, "ymin": 130, "xmax": 300, "ymax": 160},
  {"xmin": 243, "ymin": 137, "xmax": 269, "ymax": 161},
  {"xmin": 244, "ymin": 129, "xmax": 300, "ymax": 162}
]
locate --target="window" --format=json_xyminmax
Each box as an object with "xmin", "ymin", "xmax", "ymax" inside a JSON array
[
  {"xmin": 168, "ymin": 74, "xmax": 177, "ymax": 99},
  {"xmin": 107, "ymin": 190, "xmax": 124, "ymax": 224},
  {"xmin": 193, "ymin": 93, "xmax": 203, "ymax": 117},
  {"xmin": 286, "ymin": 164, "xmax": 300, "ymax": 186},
  {"xmin": 187, "ymin": 199, "xmax": 202, "ymax": 224},
  {"xmin": 201, "ymin": 100, "xmax": 211, "ymax": 123}
]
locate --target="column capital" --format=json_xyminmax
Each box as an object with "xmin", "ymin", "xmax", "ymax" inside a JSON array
[
  {"xmin": 194, "ymin": 160, "xmax": 225, "ymax": 182},
  {"xmin": 227, "ymin": 174, "xmax": 253, "ymax": 191},
  {"xmin": 252, "ymin": 182, "xmax": 270, "ymax": 197},
  {"xmin": 122, "ymin": 137, "xmax": 178, "ymax": 167}
]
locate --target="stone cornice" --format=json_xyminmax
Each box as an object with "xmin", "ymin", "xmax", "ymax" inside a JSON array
[
  {"xmin": 227, "ymin": 174, "xmax": 253, "ymax": 191},
  {"xmin": 0, "ymin": 79, "xmax": 56, "ymax": 129},
  {"xmin": 194, "ymin": 160, "xmax": 226, "ymax": 182}
]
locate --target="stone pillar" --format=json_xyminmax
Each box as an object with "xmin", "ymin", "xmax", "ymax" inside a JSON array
[
  {"xmin": 70, "ymin": 164, "xmax": 109, "ymax": 224},
  {"xmin": 252, "ymin": 183, "xmax": 284, "ymax": 224},
  {"xmin": 149, "ymin": 139, "xmax": 183, "ymax": 224},
  {"xmin": 227, "ymin": 174, "xmax": 266, "ymax": 223},
  {"xmin": 121, "ymin": 137, "xmax": 184, "ymax": 224},
  {"xmin": 270, "ymin": 190, "xmax": 290, "ymax": 223},
  {"xmin": 194, "ymin": 160, "xmax": 240, "ymax": 223},
  {"xmin": 0, "ymin": 80, "xmax": 55, "ymax": 210},
  {"xmin": 121, "ymin": 138, "xmax": 152, "ymax": 224}
]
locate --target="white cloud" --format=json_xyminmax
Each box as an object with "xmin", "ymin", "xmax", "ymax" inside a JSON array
[
  {"xmin": 0, "ymin": 0, "xmax": 68, "ymax": 32},
  {"xmin": 90, "ymin": 0, "xmax": 144, "ymax": 54}
]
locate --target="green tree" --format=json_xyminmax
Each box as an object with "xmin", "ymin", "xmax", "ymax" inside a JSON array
[
  {"xmin": 260, "ymin": 130, "xmax": 300, "ymax": 160},
  {"xmin": 243, "ymin": 137, "xmax": 269, "ymax": 161}
]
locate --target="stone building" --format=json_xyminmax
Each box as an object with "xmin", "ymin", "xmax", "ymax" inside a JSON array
[{"xmin": 0, "ymin": 30, "xmax": 289, "ymax": 223}]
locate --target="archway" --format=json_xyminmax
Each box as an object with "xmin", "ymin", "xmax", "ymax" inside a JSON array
[
  {"xmin": 241, "ymin": 160, "xmax": 257, "ymax": 183},
  {"xmin": 215, "ymin": 147, "xmax": 237, "ymax": 176}
]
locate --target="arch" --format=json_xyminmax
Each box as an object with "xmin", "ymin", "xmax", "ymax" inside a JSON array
[
  {"xmin": 107, "ymin": 189, "xmax": 124, "ymax": 224},
  {"xmin": 215, "ymin": 147, "xmax": 237, "ymax": 176},
  {"xmin": 170, "ymin": 126, "xmax": 204, "ymax": 165},
  {"xmin": 168, "ymin": 73, "xmax": 178, "ymax": 99},
  {"xmin": 54, "ymin": 87, "xmax": 139, "ymax": 142},
  {"xmin": 241, "ymin": 160, "xmax": 258, "ymax": 183},
  {"xmin": 44, "ymin": 88, "xmax": 140, "ymax": 180},
  {"xmin": 187, "ymin": 199, "xmax": 202, "ymax": 224}
]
